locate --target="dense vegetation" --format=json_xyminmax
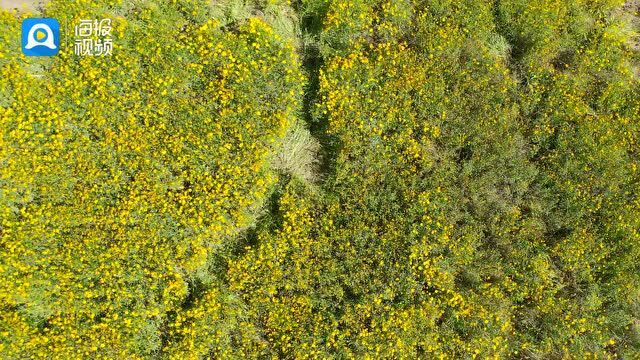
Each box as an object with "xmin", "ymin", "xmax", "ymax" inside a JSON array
[{"xmin": 1, "ymin": 0, "xmax": 639, "ymax": 358}]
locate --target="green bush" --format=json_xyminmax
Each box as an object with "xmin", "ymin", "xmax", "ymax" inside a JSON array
[
  {"xmin": 1, "ymin": 0, "xmax": 304, "ymax": 357},
  {"xmin": 1, "ymin": 0, "xmax": 639, "ymax": 358}
]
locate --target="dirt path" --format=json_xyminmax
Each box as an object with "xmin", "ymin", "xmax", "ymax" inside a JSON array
[{"xmin": 0, "ymin": 0, "xmax": 44, "ymax": 11}]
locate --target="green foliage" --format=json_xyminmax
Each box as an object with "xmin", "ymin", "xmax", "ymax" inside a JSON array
[
  {"xmin": 0, "ymin": 0, "xmax": 303, "ymax": 357},
  {"xmin": 1, "ymin": 0, "xmax": 639, "ymax": 358}
]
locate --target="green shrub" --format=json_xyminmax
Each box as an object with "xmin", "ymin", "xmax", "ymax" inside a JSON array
[
  {"xmin": 0, "ymin": 0, "xmax": 304, "ymax": 357},
  {"xmin": 1, "ymin": 0, "xmax": 639, "ymax": 358}
]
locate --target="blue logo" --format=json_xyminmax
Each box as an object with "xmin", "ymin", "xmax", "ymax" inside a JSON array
[{"xmin": 22, "ymin": 18, "xmax": 60, "ymax": 56}]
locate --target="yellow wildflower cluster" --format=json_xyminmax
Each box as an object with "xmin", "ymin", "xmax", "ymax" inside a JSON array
[
  {"xmin": 223, "ymin": 0, "xmax": 638, "ymax": 357},
  {"xmin": 0, "ymin": 0, "xmax": 639, "ymax": 358},
  {"xmin": 1, "ymin": 0, "xmax": 303, "ymax": 357}
]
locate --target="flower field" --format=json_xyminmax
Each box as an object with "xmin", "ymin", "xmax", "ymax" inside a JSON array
[{"xmin": 1, "ymin": 0, "xmax": 639, "ymax": 358}]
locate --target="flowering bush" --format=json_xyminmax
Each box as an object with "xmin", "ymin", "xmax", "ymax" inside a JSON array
[
  {"xmin": 1, "ymin": 0, "xmax": 303, "ymax": 357},
  {"xmin": 1, "ymin": 0, "xmax": 639, "ymax": 358}
]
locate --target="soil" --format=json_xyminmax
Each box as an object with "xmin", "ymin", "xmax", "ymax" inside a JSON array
[{"xmin": 0, "ymin": 0, "xmax": 45, "ymax": 11}]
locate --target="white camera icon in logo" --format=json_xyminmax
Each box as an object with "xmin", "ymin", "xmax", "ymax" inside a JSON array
[{"xmin": 25, "ymin": 23, "xmax": 57, "ymax": 50}]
